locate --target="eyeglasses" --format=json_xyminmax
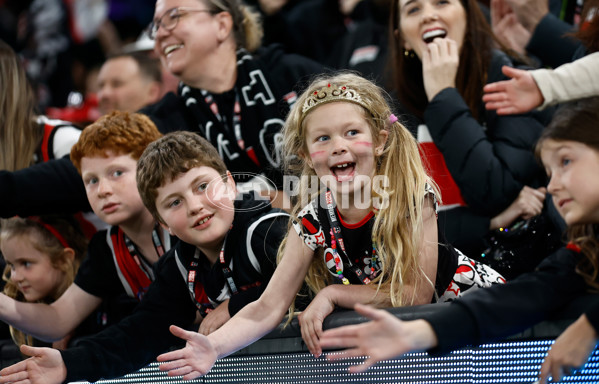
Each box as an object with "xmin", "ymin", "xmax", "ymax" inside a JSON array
[{"xmin": 149, "ymin": 7, "xmax": 213, "ymax": 39}]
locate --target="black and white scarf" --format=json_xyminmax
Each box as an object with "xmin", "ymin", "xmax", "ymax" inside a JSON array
[{"xmin": 179, "ymin": 49, "xmax": 291, "ymax": 188}]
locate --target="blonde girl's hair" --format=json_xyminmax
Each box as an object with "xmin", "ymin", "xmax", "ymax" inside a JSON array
[
  {"xmin": 0, "ymin": 215, "xmax": 88, "ymax": 347},
  {"xmin": 534, "ymin": 97, "xmax": 599, "ymax": 292},
  {"xmin": 203, "ymin": 0, "xmax": 263, "ymax": 52},
  {"xmin": 280, "ymin": 72, "xmax": 438, "ymax": 314},
  {"xmin": 0, "ymin": 40, "xmax": 40, "ymax": 171}
]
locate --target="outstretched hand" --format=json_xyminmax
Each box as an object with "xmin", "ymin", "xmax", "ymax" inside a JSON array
[
  {"xmin": 157, "ymin": 325, "xmax": 218, "ymax": 380},
  {"xmin": 319, "ymin": 303, "xmax": 438, "ymax": 373},
  {"xmin": 538, "ymin": 314, "xmax": 598, "ymax": 383},
  {"xmin": 483, "ymin": 65, "xmax": 544, "ymax": 115},
  {"xmin": 0, "ymin": 345, "xmax": 66, "ymax": 384}
]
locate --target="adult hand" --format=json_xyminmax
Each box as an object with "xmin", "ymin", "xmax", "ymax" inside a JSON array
[
  {"xmin": 298, "ymin": 290, "xmax": 336, "ymax": 358},
  {"xmin": 0, "ymin": 345, "xmax": 66, "ymax": 384},
  {"xmin": 157, "ymin": 325, "xmax": 218, "ymax": 380},
  {"xmin": 483, "ymin": 65, "xmax": 544, "ymax": 114},
  {"xmin": 421, "ymin": 38, "xmax": 459, "ymax": 101},
  {"xmin": 539, "ymin": 314, "xmax": 598, "ymax": 383},
  {"xmin": 491, "ymin": 0, "xmax": 531, "ymax": 55},
  {"xmin": 505, "ymin": 0, "xmax": 548, "ymax": 32},
  {"xmin": 199, "ymin": 299, "xmax": 231, "ymax": 335},
  {"xmin": 320, "ymin": 303, "xmax": 438, "ymax": 373},
  {"xmin": 490, "ymin": 186, "xmax": 546, "ymax": 230}
]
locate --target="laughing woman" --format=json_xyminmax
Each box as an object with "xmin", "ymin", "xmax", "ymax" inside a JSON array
[
  {"xmin": 141, "ymin": 0, "xmax": 324, "ymax": 206},
  {"xmin": 390, "ymin": 0, "xmax": 561, "ymax": 265}
]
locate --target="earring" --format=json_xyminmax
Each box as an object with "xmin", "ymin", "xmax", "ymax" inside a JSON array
[{"xmin": 403, "ymin": 49, "xmax": 415, "ymax": 58}]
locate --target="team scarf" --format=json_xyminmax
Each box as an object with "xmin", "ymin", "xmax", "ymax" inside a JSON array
[
  {"xmin": 108, "ymin": 226, "xmax": 157, "ymax": 301},
  {"xmin": 179, "ymin": 49, "xmax": 288, "ymax": 186}
]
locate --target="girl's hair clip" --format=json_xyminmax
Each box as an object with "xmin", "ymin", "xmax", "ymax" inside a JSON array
[{"xmin": 389, "ymin": 114, "xmax": 398, "ymax": 125}]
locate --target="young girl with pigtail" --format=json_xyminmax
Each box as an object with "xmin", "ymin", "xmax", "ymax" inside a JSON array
[
  {"xmin": 0, "ymin": 215, "xmax": 88, "ymax": 349},
  {"xmin": 152, "ymin": 73, "xmax": 504, "ymax": 380}
]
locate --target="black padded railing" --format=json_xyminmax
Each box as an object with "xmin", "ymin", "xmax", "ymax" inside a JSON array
[{"xmin": 1, "ymin": 296, "xmax": 598, "ymax": 384}]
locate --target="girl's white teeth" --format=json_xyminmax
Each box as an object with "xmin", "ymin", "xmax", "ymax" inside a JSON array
[
  {"xmin": 164, "ymin": 44, "xmax": 182, "ymax": 55},
  {"xmin": 335, "ymin": 163, "xmax": 350, "ymax": 168},
  {"xmin": 422, "ymin": 29, "xmax": 446, "ymax": 41}
]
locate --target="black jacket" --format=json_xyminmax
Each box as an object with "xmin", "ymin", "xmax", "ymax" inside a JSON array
[{"xmin": 421, "ymin": 50, "xmax": 552, "ymax": 254}]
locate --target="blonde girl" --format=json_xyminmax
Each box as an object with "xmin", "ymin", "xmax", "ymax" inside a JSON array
[
  {"xmin": 1, "ymin": 215, "xmax": 88, "ymax": 349},
  {"xmin": 151, "ymin": 72, "xmax": 503, "ymax": 380}
]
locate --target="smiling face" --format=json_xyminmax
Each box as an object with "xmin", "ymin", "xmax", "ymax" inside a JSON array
[
  {"xmin": 398, "ymin": 0, "xmax": 467, "ymax": 58},
  {"xmin": 303, "ymin": 102, "xmax": 387, "ymax": 202},
  {"xmin": 152, "ymin": 0, "xmax": 223, "ymax": 83},
  {"xmin": 540, "ymin": 139, "xmax": 599, "ymax": 226},
  {"xmin": 1, "ymin": 234, "xmax": 65, "ymax": 302},
  {"xmin": 81, "ymin": 152, "xmax": 148, "ymax": 228},
  {"xmin": 155, "ymin": 166, "xmax": 236, "ymax": 255}
]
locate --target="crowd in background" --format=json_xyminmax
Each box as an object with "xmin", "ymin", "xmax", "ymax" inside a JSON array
[{"xmin": 0, "ymin": 0, "xmax": 597, "ymax": 382}]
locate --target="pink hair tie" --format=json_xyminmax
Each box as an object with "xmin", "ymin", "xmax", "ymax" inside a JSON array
[{"xmin": 389, "ymin": 114, "xmax": 398, "ymax": 125}]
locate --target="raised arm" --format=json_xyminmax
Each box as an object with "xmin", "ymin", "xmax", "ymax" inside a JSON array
[
  {"xmin": 0, "ymin": 284, "xmax": 101, "ymax": 342},
  {"xmin": 484, "ymin": 53, "xmax": 599, "ymax": 114},
  {"xmin": 158, "ymin": 230, "xmax": 314, "ymax": 379}
]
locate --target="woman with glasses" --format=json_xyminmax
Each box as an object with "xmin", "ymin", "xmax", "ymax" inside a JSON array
[{"xmin": 141, "ymin": 0, "xmax": 324, "ymax": 208}]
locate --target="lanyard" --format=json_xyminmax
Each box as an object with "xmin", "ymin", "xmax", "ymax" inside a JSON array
[
  {"xmin": 218, "ymin": 232, "xmax": 239, "ymax": 295},
  {"xmin": 123, "ymin": 225, "xmax": 164, "ymax": 275},
  {"xmin": 324, "ymin": 190, "xmax": 375, "ymax": 285},
  {"xmin": 187, "ymin": 249, "xmax": 207, "ymax": 313},
  {"xmin": 202, "ymin": 90, "xmax": 260, "ymax": 166},
  {"xmin": 187, "ymin": 229, "xmax": 237, "ymax": 312}
]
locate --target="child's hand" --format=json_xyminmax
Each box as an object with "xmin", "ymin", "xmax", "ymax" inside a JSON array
[
  {"xmin": 490, "ymin": 186, "xmax": 546, "ymax": 230},
  {"xmin": 157, "ymin": 325, "xmax": 218, "ymax": 380},
  {"xmin": 199, "ymin": 299, "xmax": 231, "ymax": 335},
  {"xmin": 538, "ymin": 314, "xmax": 598, "ymax": 383},
  {"xmin": 0, "ymin": 345, "xmax": 66, "ymax": 384},
  {"xmin": 298, "ymin": 291, "xmax": 336, "ymax": 358},
  {"xmin": 320, "ymin": 304, "xmax": 438, "ymax": 373},
  {"xmin": 422, "ymin": 37, "xmax": 459, "ymax": 101}
]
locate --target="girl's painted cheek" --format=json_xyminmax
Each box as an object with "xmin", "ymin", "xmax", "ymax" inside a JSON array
[
  {"xmin": 353, "ymin": 141, "xmax": 373, "ymax": 147},
  {"xmin": 310, "ymin": 151, "xmax": 326, "ymax": 159}
]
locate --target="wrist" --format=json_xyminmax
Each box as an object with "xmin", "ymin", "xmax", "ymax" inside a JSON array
[{"xmin": 409, "ymin": 319, "xmax": 439, "ymax": 351}]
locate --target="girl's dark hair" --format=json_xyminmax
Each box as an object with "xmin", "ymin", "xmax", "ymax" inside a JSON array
[
  {"xmin": 535, "ymin": 97, "xmax": 599, "ymax": 292},
  {"xmin": 389, "ymin": 0, "xmax": 505, "ymax": 120}
]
